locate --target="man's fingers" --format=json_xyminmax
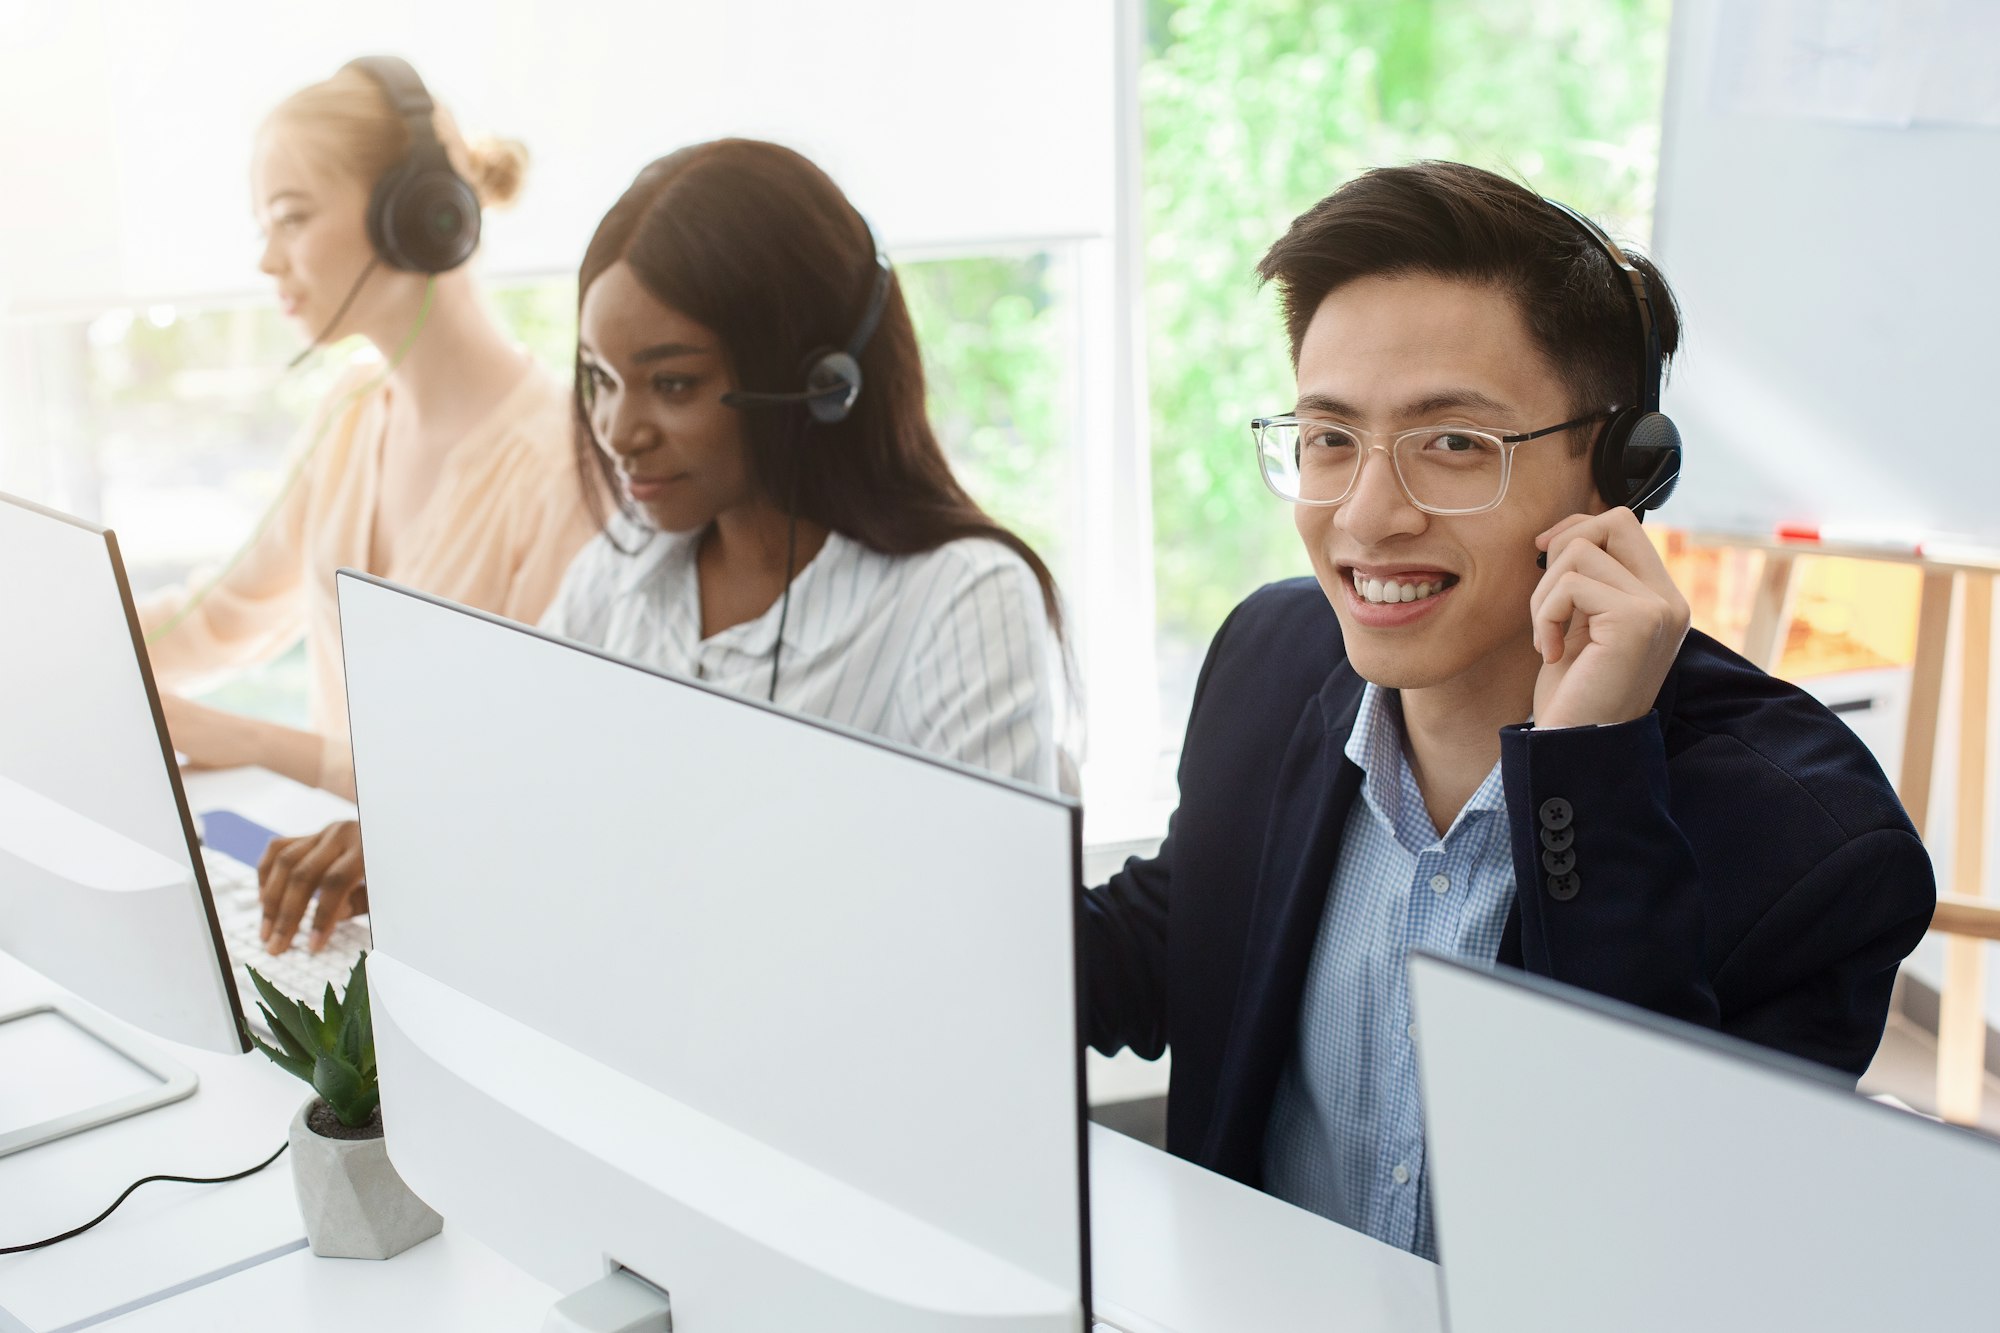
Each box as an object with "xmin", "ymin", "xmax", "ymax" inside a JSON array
[
  {"xmin": 1536, "ymin": 511, "xmax": 1597, "ymax": 552},
  {"xmin": 1543, "ymin": 508, "xmax": 1676, "ymax": 597},
  {"xmin": 1533, "ymin": 572, "xmax": 1627, "ymax": 663},
  {"xmin": 1532, "ymin": 535, "xmax": 1651, "ymax": 626}
]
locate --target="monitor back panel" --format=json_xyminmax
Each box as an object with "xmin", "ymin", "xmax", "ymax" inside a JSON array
[
  {"xmin": 1411, "ymin": 955, "xmax": 2000, "ymax": 1333},
  {"xmin": 0, "ymin": 494, "xmax": 192, "ymax": 865},
  {"xmin": 0, "ymin": 492, "xmax": 237, "ymax": 1051},
  {"xmin": 339, "ymin": 573, "xmax": 1085, "ymax": 1307}
]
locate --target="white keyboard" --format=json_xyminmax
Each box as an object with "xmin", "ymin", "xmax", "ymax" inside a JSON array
[{"xmin": 202, "ymin": 846, "xmax": 370, "ymax": 1010}]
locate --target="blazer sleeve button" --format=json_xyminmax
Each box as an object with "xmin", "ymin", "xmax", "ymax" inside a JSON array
[
  {"xmin": 1539, "ymin": 797, "xmax": 1574, "ymax": 830},
  {"xmin": 1540, "ymin": 825, "xmax": 1575, "ymax": 852},
  {"xmin": 1542, "ymin": 847, "xmax": 1577, "ymax": 876},
  {"xmin": 1546, "ymin": 871, "xmax": 1581, "ymax": 901}
]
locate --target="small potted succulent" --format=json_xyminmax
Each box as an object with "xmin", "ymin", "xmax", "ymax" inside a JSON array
[{"xmin": 245, "ymin": 954, "xmax": 442, "ymax": 1259}]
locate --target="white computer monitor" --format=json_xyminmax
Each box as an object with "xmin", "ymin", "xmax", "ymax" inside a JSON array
[
  {"xmin": 1410, "ymin": 951, "xmax": 2000, "ymax": 1332},
  {"xmin": 0, "ymin": 492, "xmax": 247, "ymax": 1153},
  {"xmin": 338, "ymin": 571, "xmax": 1090, "ymax": 1332}
]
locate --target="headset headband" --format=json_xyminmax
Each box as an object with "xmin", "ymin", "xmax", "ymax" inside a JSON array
[
  {"xmin": 345, "ymin": 56, "xmax": 447, "ymax": 163},
  {"xmin": 845, "ymin": 245, "xmax": 893, "ymax": 362},
  {"xmin": 1542, "ymin": 198, "xmax": 1662, "ymax": 415}
]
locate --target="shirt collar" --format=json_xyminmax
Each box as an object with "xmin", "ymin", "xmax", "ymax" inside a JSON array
[
  {"xmin": 611, "ymin": 520, "xmax": 854, "ymax": 656},
  {"xmin": 1344, "ymin": 682, "xmax": 1507, "ymax": 847}
]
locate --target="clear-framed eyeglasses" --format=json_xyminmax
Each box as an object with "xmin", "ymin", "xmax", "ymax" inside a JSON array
[{"xmin": 1251, "ymin": 411, "xmax": 1612, "ymax": 516}]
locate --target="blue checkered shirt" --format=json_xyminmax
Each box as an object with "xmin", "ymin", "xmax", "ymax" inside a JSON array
[{"xmin": 1261, "ymin": 682, "xmax": 1516, "ymax": 1259}]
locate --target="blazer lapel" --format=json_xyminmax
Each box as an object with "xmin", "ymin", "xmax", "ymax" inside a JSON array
[{"xmin": 1200, "ymin": 663, "xmax": 1366, "ymax": 1182}]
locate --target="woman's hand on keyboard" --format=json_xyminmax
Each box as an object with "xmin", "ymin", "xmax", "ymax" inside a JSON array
[{"xmin": 258, "ymin": 819, "xmax": 369, "ymax": 955}]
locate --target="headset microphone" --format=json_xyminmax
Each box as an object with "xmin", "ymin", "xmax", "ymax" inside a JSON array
[{"xmin": 286, "ymin": 257, "xmax": 380, "ymax": 370}]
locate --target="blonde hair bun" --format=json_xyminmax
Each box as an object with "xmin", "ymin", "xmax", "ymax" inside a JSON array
[
  {"xmin": 264, "ymin": 65, "xmax": 531, "ymax": 217},
  {"xmin": 464, "ymin": 134, "xmax": 529, "ymax": 209}
]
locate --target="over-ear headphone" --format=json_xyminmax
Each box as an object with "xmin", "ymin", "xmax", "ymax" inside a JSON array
[
  {"xmin": 1542, "ymin": 198, "xmax": 1682, "ymax": 516},
  {"xmin": 720, "ymin": 232, "xmax": 894, "ymax": 425},
  {"xmin": 345, "ymin": 56, "xmax": 481, "ymax": 275}
]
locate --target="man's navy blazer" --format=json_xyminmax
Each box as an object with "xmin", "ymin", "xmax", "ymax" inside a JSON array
[{"xmin": 1083, "ymin": 577, "xmax": 1937, "ymax": 1187}]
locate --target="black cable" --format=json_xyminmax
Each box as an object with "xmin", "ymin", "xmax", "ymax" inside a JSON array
[
  {"xmin": 0, "ymin": 1140, "xmax": 288, "ymax": 1255},
  {"xmin": 767, "ymin": 413, "xmax": 807, "ymax": 703},
  {"xmin": 287, "ymin": 256, "xmax": 381, "ymax": 370}
]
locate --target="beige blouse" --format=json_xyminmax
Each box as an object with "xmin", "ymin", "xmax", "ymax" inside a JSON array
[{"xmin": 140, "ymin": 361, "xmax": 596, "ymax": 797}]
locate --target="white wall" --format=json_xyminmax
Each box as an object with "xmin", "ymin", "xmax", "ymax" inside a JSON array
[{"xmin": 0, "ymin": 0, "xmax": 1116, "ymax": 312}]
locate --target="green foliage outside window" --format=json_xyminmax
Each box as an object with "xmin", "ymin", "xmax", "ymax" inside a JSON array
[
  {"xmin": 1141, "ymin": 0, "xmax": 1671, "ymax": 656},
  {"xmin": 899, "ymin": 254, "xmax": 1072, "ymax": 581}
]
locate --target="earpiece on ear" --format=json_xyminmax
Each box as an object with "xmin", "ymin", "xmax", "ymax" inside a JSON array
[
  {"xmin": 1621, "ymin": 414, "xmax": 1683, "ymax": 512},
  {"xmin": 801, "ymin": 350, "xmax": 863, "ymax": 425},
  {"xmin": 347, "ymin": 57, "xmax": 481, "ymax": 275},
  {"xmin": 1592, "ymin": 409, "xmax": 1683, "ymax": 514}
]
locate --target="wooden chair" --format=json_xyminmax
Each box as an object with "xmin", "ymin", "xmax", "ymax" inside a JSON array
[{"xmin": 1740, "ymin": 552, "xmax": 1995, "ymax": 1126}]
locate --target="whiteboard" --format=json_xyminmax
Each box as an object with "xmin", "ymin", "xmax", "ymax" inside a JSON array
[
  {"xmin": 1652, "ymin": 0, "xmax": 2000, "ymax": 546},
  {"xmin": 0, "ymin": 0, "xmax": 1114, "ymax": 313}
]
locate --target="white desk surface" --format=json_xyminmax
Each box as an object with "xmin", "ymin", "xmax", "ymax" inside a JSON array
[
  {"xmin": 88, "ymin": 1229, "xmax": 556, "ymax": 1333},
  {"xmin": 0, "ymin": 769, "xmax": 349, "ymax": 1333},
  {"xmin": 19, "ymin": 1123, "xmax": 1441, "ymax": 1333},
  {"xmin": 3, "ymin": 768, "xmax": 1440, "ymax": 1333}
]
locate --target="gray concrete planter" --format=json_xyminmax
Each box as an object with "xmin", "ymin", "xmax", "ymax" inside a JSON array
[{"xmin": 288, "ymin": 1098, "xmax": 443, "ymax": 1259}]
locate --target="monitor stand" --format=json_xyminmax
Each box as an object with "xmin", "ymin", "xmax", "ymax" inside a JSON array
[
  {"xmin": 0, "ymin": 996, "xmax": 197, "ymax": 1156},
  {"xmin": 543, "ymin": 1269, "xmax": 672, "ymax": 1333}
]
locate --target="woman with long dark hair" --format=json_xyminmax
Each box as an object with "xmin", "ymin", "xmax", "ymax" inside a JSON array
[
  {"xmin": 542, "ymin": 138, "xmax": 1067, "ymax": 781},
  {"xmin": 256, "ymin": 139, "xmax": 1069, "ymax": 953}
]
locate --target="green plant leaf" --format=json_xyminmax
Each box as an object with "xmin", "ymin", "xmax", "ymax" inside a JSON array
[
  {"xmin": 312, "ymin": 1052, "xmax": 378, "ymax": 1127},
  {"xmin": 337, "ymin": 996, "xmax": 365, "ymax": 1072},
  {"xmin": 250, "ymin": 997, "xmax": 314, "ymax": 1067},
  {"xmin": 297, "ymin": 996, "xmax": 333, "ymax": 1055},
  {"xmin": 320, "ymin": 980, "xmax": 344, "ymax": 1038},
  {"xmin": 245, "ymin": 965, "xmax": 317, "ymax": 1058},
  {"xmin": 347, "ymin": 953, "xmax": 373, "ymax": 1079},
  {"xmin": 248, "ymin": 1020, "xmax": 314, "ymax": 1084}
]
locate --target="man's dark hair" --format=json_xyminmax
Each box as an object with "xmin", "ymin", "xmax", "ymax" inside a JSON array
[{"xmin": 1257, "ymin": 161, "xmax": 1682, "ymax": 435}]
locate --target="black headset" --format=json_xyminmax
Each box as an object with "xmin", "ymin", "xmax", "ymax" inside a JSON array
[
  {"xmin": 720, "ymin": 234, "xmax": 894, "ymax": 425},
  {"xmin": 1542, "ymin": 198, "xmax": 1682, "ymax": 516},
  {"xmin": 345, "ymin": 56, "xmax": 481, "ymax": 275}
]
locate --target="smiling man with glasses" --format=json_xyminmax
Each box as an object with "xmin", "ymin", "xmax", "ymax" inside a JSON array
[{"xmin": 1081, "ymin": 161, "xmax": 1935, "ymax": 1259}]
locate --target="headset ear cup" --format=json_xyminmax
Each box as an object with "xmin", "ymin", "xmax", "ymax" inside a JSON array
[
  {"xmin": 1621, "ymin": 412, "xmax": 1683, "ymax": 513},
  {"xmin": 802, "ymin": 350, "xmax": 863, "ymax": 425},
  {"xmin": 1592, "ymin": 408, "xmax": 1638, "ymax": 510},
  {"xmin": 367, "ymin": 155, "xmax": 480, "ymax": 274}
]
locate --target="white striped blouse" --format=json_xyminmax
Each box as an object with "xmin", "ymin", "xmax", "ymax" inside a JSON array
[{"xmin": 539, "ymin": 520, "xmax": 1063, "ymax": 791}]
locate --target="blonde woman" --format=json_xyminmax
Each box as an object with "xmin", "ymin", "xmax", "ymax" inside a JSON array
[{"xmin": 143, "ymin": 56, "xmax": 595, "ymax": 798}]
